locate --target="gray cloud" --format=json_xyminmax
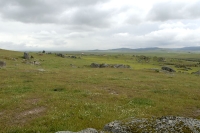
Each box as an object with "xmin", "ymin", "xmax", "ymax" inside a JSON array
[
  {"xmin": 0, "ymin": 0, "xmax": 200, "ymax": 51},
  {"xmin": 65, "ymin": 7, "xmax": 112, "ymax": 28},
  {"xmin": 0, "ymin": 0, "xmax": 110, "ymax": 27},
  {"xmin": 147, "ymin": 1, "xmax": 200, "ymax": 21}
]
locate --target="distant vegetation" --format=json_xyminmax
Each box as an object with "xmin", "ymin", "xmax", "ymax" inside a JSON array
[{"xmin": 0, "ymin": 48, "xmax": 200, "ymax": 132}]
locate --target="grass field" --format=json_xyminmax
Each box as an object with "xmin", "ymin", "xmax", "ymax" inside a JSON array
[{"xmin": 0, "ymin": 49, "xmax": 200, "ymax": 132}]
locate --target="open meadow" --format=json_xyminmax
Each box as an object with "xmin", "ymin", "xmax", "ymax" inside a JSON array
[{"xmin": 0, "ymin": 49, "xmax": 200, "ymax": 132}]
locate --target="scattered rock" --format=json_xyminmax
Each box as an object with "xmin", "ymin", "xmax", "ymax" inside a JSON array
[
  {"xmin": 37, "ymin": 69, "xmax": 45, "ymax": 72},
  {"xmin": 71, "ymin": 55, "xmax": 77, "ymax": 59},
  {"xmin": 90, "ymin": 63, "xmax": 130, "ymax": 68},
  {"xmin": 33, "ymin": 61, "xmax": 41, "ymax": 65},
  {"xmin": 100, "ymin": 63, "xmax": 109, "ymax": 68},
  {"xmin": 91, "ymin": 63, "xmax": 100, "ymax": 68},
  {"xmin": 0, "ymin": 61, "xmax": 6, "ymax": 67},
  {"xmin": 70, "ymin": 64, "xmax": 77, "ymax": 68},
  {"xmin": 161, "ymin": 66, "xmax": 176, "ymax": 72},
  {"xmin": 191, "ymin": 70, "xmax": 200, "ymax": 75},
  {"xmin": 24, "ymin": 52, "xmax": 30, "ymax": 59},
  {"xmin": 56, "ymin": 128, "xmax": 98, "ymax": 133},
  {"xmin": 56, "ymin": 53, "xmax": 66, "ymax": 58},
  {"xmin": 158, "ymin": 57, "xmax": 166, "ymax": 62},
  {"xmin": 112, "ymin": 64, "xmax": 130, "ymax": 68}
]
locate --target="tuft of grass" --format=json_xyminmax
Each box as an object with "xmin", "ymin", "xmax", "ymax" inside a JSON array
[{"xmin": 128, "ymin": 98, "xmax": 154, "ymax": 106}]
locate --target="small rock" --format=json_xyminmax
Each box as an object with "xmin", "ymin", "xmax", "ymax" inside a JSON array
[{"xmin": 37, "ymin": 69, "xmax": 45, "ymax": 72}]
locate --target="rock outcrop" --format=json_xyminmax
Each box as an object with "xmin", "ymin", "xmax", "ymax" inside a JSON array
[
  {"xmin": 56, "ymin": 116, "xmax": 200, "ymax": 133},
  {"xmin": 103, "ymin": 116, "xmax": 200, "ymax": 133}
]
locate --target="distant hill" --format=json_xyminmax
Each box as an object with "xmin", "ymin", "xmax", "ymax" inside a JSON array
[
  {"xmin": 174, "ymin": 47, "xmax": 200, "ymax": 51},
  {"xmin": 88, "ymin": 46, "xmax": 200, "ymax": 53}
]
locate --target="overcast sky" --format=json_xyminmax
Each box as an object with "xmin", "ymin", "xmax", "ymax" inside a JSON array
[{"xmin": 0, "ymin": 0, "xmax": 200, "ymax": 51}]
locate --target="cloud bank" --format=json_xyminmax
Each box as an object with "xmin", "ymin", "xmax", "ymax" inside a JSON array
[{"xmin": 0, "ymin": 0, "xmax": 200, "ymax": 51}]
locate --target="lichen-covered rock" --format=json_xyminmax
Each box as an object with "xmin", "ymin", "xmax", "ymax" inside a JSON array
[
  {"xmin": 103, "ymin": 116, "xmax": 200, "ymax": 133},
  {"xmin": 0, "ymin": 61, "xmax": 6, "ymax": 67},
  {"xmin": 103, "ymin": 121, "xmax": 130, "ymax": 133},
  {"xmin": 55, "ymin": 128, "xmax": 98, "ymax": 133}
]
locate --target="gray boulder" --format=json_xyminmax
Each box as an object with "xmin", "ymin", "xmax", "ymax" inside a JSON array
[
  {"xmin": 100, "ymin": 63, "xmax": 109, "ymax": 68},
  {"xmin": 24, "ymin": 52, "xmax": 30, "ymax": 59},
  {"xmin": 91, "ymin": 63, "xmax": 100, "ymax": 68},
  {"xmin": 113, "ymin": 64, "xmax": 130, "ymax": 68},
  {"xmin": 56, "ymin": 128, "xmax": 98, "ymax": 133},
  {"xmin": 161, "ymin": 66, "xmax": 176, "ymax": 72},
  {"xmin": 0, "ymin": 61, "xmax": 6, "ymax": 67}
]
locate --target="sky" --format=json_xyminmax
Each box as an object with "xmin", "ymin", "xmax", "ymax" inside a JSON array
[{"xmin": 0, "ymin": 0, "xmax": 200, "ymax": 51}]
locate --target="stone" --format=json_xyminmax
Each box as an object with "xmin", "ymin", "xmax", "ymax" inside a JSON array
[
  {"xmin": 90, "ymin": 63, "xmax": 130, "ymax": 69},
  {"xmin": 161, "ymin": 66, "xmax": 176, "ymax": 72},
  {"xmin": 103, "ymin": 121, "xmax": 129, "ymax": 133},
  {"xmin": 56, "ymin": 128, "xmax": 98, "ymax": 133},
  {"xmin": 99, "ymin": 63, "xmax": 109, "ymax": 68},
  {"xmin": 56, "ymin": 53, "xmax": 65, "ymax": 58},
  {"xmin": 24, "ymin": 52, "xmax": 30, "ymax": 59},
  {"xmin": 33, "ymin": 61, "xmax": 40, "ymax": 65},
  {"xmin": 71, "ymin": 56, "xmax": 77, "ymax": 59},
  {"xmin": 0, "ymin": 61, "xmax": 6, "ymax": 67},
  {"xmin": 37, "ymin": 69, "xmax": 45, "ymax": 72},
  {"xmin": 56, "ymin": 116, "xmax": 200, "ymax": 133},
  {"xmin": 191, "ymin": 70, "xmax": 200, "ymax": 75},
  {"xmin": 103, "ymin": 116, "xmax": 200, "ymax": 133},
  {"xmin": 91, "ymin": 63, "xmax": 100, "ymax": 68}
]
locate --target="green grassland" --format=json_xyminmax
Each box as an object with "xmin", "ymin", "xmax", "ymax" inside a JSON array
[{"xmin": 0, "ymin": 49, "xmax": 200, "ymax": 132}]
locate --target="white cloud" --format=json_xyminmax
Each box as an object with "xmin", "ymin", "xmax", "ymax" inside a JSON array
[{"xmin": 159, "ymin": 22, "xmax": 186, "ymax": 29}]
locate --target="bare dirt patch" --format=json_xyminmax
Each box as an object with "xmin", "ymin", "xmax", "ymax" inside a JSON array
[
  {"xmin": 25, "ymin": 98, "xmax": 40, "ymax": 105},
  {"xmin": 14, "ymin": 107, "xmax": 46, "ymax": 124}
]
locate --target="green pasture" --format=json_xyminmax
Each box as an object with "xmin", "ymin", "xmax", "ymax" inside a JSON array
[{"xmin": 0, "ymin": 49, "xmax": 200, "ymax": 132}]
